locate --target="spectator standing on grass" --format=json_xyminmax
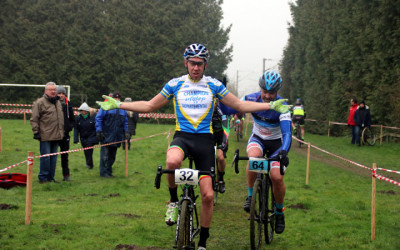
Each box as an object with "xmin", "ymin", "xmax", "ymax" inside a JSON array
[
  {"xmin": 30, "ymin": 82, "xmax": 64, "ymax": 183},
  {"xmin": 347, "ymin": 98, "xmax": 359, "ymax": 144},
  {"xmin": 95, "ymin": 92, "xmax": 129, "ymax": 177},
  {"xmin": 354, "ymin": 100, "xmax": 371, "ymax": 146},
  {"xmin": 123, "ymin": 97, "xmax": 139, "ymax": 151},
  {"xmin": 57, "ymin": 86, "xmax": 75, "ymax": 181},
  {"xmin": 74, "ymin": 102, "xmax": 98, "ymax": 169}
]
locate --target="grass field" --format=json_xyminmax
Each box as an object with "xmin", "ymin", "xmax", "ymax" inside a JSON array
[{"xmin": 0, "ymin": 119, "xmax": 399, "ymax": 249}]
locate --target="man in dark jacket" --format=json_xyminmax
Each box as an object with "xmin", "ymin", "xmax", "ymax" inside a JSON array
[
  {"xmin": 354, "ymin": 100, "xmax": 371, "ymax": 146},
  {"xmin": 74, "ymin": 102, "xmax": 98, "ymax": 169},
  {"xmin": 30, "ymin": 82, "xmax": 64, "ymax": 183},
  {"xmin": 123, "ymin": 97, "xmax": 139, "ymax": 150},
  {"xmin": 57, "ymin": 86, "xmax": 75, "ymax": 181},
  {"xmin": 95, "ymin": 92, "xmax": 129, "ymax": 177}
]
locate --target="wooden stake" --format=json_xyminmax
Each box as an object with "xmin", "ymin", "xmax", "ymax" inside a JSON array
[
  {"xmin": 24, "ymin": 111, "xmax": 26, "ymax": 125},
  {"xmin": 380, "ymin": 125, "xmax": 383, "ymax": 145},
  {"xmin": 0, "ymin": 126, "xmax": 2, "ymax": 152},
  {"xmin": 306, "ymin": 142, "xmax": 311, "ymax": 185},
  {"xmin": 328, "ymin": 121, "xmax": 330, "ymax": 137},
  {"xmin": 125, "ymin": 139, "xmax": 129, "ymax": 177},
  {"xmin": 371, "ymin": 163, "xmax": 376, "ymax": 241},
  {"xmin": 25, "ymin": 151, "xmax": 33, "ymax": 225}
]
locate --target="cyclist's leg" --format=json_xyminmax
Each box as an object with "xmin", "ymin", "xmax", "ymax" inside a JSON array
[
  {"xmin": 244, "ymin": 136, "xmax": 264, "ymax": 212},
  {"xmin": 216, "ymin": 148, "xmax": 226, "ymax": 193},
  {"xmin": 192, "ymin": 134, "xmax": 215, "ymax": 248},
  {"xmin": 300, "ymin": 116, "xmax": 305, "ymax": 140},
  {"xmin": 165, "ymin": 135, "xmax": 186, "ymax": 226}
]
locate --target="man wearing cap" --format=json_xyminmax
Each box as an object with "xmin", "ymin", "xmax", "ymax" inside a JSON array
[
  {"xmin": 57, "ymin": 86, "xmax": 75, "ymax": 181},
  {"xmin": 74, "ymin": 102, "xmax": 98, "ymax": 169},
  {"xmin": 30, "ymin": 82, "xmax": 64, "ymax": 183},
  {"xmin": 95, "ymin": 92, "xmax": 129, "ymax": 177}
]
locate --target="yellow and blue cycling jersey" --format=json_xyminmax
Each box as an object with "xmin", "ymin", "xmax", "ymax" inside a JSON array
[{"xmin": 160, "ymin": 74, "xmax": 229, "ymax": 134}]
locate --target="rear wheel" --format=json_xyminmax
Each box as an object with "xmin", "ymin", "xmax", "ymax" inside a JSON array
[
  {"xmin": 362, "ymin": 127, "xmax": 376, "ymax": 146},
  {"xmin": 296, "ymin": 123, "xmax": 302, "ymax": 147},
  {"xmin": 264, "ymin": 176, "xmax": 275, "ymax": 244},
  {"xmin": 177, "ymin": 200, "xmax": 191, "ymax": 250},
  {"xmin": 250, "ymin": 179, "xmax": 263, "ymax": 250}
]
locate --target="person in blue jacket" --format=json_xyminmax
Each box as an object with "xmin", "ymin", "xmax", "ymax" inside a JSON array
[
  {"xmin": 220, "ymin": 70, "xmax": 292, "ymax": 235},
  {"xmin": 74, "ymin": 102, "xmax": 98, "ymax": 169},
  {"xmin": 95, "ymin": 92, "xmax": 129, "ymax": 177}
]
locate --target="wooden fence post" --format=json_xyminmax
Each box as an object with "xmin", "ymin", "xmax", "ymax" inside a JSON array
[
  {"xmin": 380, "ymin": 125, "xmax": 383, "ymax": 145},
  {"xmin": 306, "ymin": 142, "xmax": 311, "ymax": 185},
  {"xmin": 371, "ymin": 163, "xmax": 376, "ymax": 241},
  {"xmin": 24, "ymin": 111, "xmax": 26, "ymax": 125},
  {"xmin": 327, "ymin": 121, "xmax": 331, "ymax": 137},
  {"xmin": 125, "ymin": 139, "xmax": 129, "ymax": 177},
  {"xmin": 25, "ymin": 151, "xmax": 33, "ymax": 225}
]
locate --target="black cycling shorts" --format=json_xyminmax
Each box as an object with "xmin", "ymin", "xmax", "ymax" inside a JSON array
[
  {"xmin": 292, "ymin": 115, "xmax": 305, "ymax": 125},
  {"xmin": 169, "ymin": 131, "xmax": 215, "ymax": 172}
]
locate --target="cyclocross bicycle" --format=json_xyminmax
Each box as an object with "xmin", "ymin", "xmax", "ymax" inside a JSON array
[
  {"xmin": 154, "ymin": 156, "xmax": 216, "ymax": 250},
  {"xmin": 293, "ymin": 120, "xmax": 302, "ymax": 147},
  {"xmin": 362, "ymin": 126, "xmax": 376, "ymax": 146},
  {"xmin": 232, "ymin": 148, "xmax": 285, "ymax": 249},
  {"xmin": 234, "ymin": 119, "xmax": 241, "ymax": 142}
]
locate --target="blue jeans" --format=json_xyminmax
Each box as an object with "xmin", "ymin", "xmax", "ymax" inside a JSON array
[
  {"xmin": 354, "ymin": 125, "xmax": 362, "ymax": 145},
  {"xmin": 39, "ymin": 141, "xmax": 59, "ymax": 181},
  {"xmin": 99, "ymin": 146, "xmax": 118, "ymax": 176},
  {"xmin": 350, "ymin": 125, "xmax": 357, "ymax": 144}
]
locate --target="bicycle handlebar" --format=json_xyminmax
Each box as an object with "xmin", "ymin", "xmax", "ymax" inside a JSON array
[
  {"xmin": 231, "ymin": 148, "xmax": 285, "ymax": 175},
  {"xmin": 154, "ymin": 165, "xmax": 216, "ymax": 189}
]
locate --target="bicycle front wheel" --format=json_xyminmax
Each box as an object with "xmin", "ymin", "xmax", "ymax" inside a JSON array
[
  {"xmin": 264, "ymin": 176, "xmax": 275, "ymax": 244},
  {"xmin": 177, "ymin": 200, "xmax": 191, "ymax": 250},
  {"xmin": 362, "ymin": 127, "xmax": 376, "ymax": 146},
  {"xmin": 250, "ymin": 179, "xmax": 263, "ymax": 250}
]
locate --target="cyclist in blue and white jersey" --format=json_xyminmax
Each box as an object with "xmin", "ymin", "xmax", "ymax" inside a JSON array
[
  {"xmin": 97, "ymin": 44, "xmax": 292, "ymax": 249},
  {"xmin": 220, "ymin": 70, "xmax": 292, "ymax": 235}
]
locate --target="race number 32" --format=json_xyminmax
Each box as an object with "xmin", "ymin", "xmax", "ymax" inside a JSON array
[{"xmin": 175, "ymin": 169, "xmax": 199, "ymax": 185}]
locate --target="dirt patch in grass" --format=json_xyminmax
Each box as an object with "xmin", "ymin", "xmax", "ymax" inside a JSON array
[
  {"xmin": 104, "ymin": 193, "xmax": 121, "ymax": 198},
  {"xmin": 115, "ymin": 244, "xmax": 163, "ymax": 250},
  {"xmin": 107, "ymin": 213, "xmax": 141, "ymax": 219},
  {"xmin": 378, "ymin": 190, "xmax": 397, "ymax": 195},
  {"xmin": 0, "ymin": 203, "xmax": 18, "ymax": 210},
  {"xmin": 288, "ymin": 203, "xmax": 308, "ymax": 210}
]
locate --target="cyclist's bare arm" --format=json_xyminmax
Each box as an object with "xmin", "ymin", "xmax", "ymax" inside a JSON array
[
  {"xmin": 120, "ymin": 93, "xmax": 169, "ymax": 113},
  {"xmin": 221, "ymin": 93, "xmax": 272, "ymax": 113}
]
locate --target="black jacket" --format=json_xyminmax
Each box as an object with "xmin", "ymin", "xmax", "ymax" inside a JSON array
[
  {"xmin": 60, "ymin": 98, "xmax": 75, "ymax": 136},
  {"xmin": 74, "ymin": 114, "xmax": 98, "ymax": 145},
  {"xmin": 354, "ymin": 106, "xmax": 371, "ymax": 128}
]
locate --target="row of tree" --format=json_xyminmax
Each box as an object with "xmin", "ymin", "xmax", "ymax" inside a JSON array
[
  {"xmin": 280, "ymin": 0, "xmax": 400, "ymax": 129},
  {"xmin": 0, "ymin": 0, "xmax": 232, "ymax": 112}
]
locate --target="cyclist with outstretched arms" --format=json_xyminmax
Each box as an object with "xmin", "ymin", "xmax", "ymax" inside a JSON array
[
  {"xmin": 97, "ymin": 44, "xmax": 291, "ymax": 249},
  {"xmin": 220, "ymin": 70, "xmax": 292, "ymax": 235}
]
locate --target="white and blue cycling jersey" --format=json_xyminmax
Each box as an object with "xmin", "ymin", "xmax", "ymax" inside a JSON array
[
  {"xmin": 160, "ymin": 74, "xmax": 229, "ymax": 134},
  {"xmin": 219, "ymin": 92, "xmax": 292, "ymax": 155}
]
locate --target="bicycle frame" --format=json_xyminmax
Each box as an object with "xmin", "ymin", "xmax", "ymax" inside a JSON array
[{"xmin": 154, "ymin": 157, "xmax": 216, "ymax": 249}]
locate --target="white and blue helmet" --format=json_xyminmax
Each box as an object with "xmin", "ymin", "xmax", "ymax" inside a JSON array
[
  {"xmin": 183, "ymin": 43, "xmax": 209, "ymax": 62},
  {"xmin": 259, "ymin": 70, "xmax": 282, "ymax": 92}
]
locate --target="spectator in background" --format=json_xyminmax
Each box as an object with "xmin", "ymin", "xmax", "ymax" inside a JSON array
[
  {"xmin": 95, "ymin": 92, "xmax": 129, "ymax": 177},
  {"xmin": 347, "ymin": 98, "xmax": 359, "ymax": 144},
  {"xmin": 57, "ymin": 86, "xmax": 75, "ymax": 181},
  {"xmin": 291, "ymin": 98, "xmax": 306, "ymax": 140},
  {"xmin": 30, "ymin": 82, "xmax": 64, "ymax": 183},
  {"xmin": 74, "ymin": 102, "xmax": 98, "ymax": 169},
  {"xmin": 123, "ymin": 97, "xmax": 139, "ymax": 150},
  {"xmin": 354, "ymin": 100, "xmax": 371, "ymax": 146}
]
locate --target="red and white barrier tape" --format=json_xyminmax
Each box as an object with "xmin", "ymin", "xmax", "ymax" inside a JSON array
[
  {"xmin": 0, "ymin": 131, "xmax": 169, "ymax": 172},
  {"xmin": 377, "ymin": 168, "xmax": 400, "ymax": 174},
  {"xmin": 292, "ymin": 136, "xmax": 372, "ymax": 171},
  {"xmin": 374, "ymin": 173, "xmax": 400, "ymax": 187}
]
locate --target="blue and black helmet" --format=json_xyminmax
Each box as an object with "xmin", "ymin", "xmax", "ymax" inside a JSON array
[
  {"xmin": 183, "ymin": 43, "xmax": 209, "ymax": 62},
  {"xmin": 258, "ymin": 70, "xmax": 282, "ymax": 92}
]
